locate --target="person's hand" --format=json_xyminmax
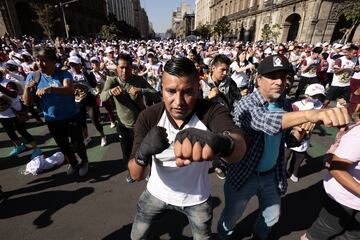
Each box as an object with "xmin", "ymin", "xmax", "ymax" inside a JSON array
[
  {"xmin": 129, "ymin": 86, "xmax": 141, "ymax": 96},
  {"xmin": 174, "ymin": 128, "xmax": 234, "ymax": 167},
  {"xmin": 36, "ymin": 87, "xmax": 51, "ymax": 97},
  {"xmin": 26, "ymin": 80, "xmax": 37, "ymax": 89},
  {"xmin": 306, "ymin": 107, "xmax": 350, "ymax": 127},
  {"xmin": 110, "ymin": 86, "xmax": 122, "ymax": 96},
  {"xmin": 208, "ymin": 88, "xmax": 219, "ymax": 99},
  {"xmin": 135, "ymin": 126, "xmax": 170, "ymax": 166}
]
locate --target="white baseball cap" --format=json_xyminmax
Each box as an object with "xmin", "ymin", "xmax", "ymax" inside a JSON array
[
  {"xmin": 68, "ymin": 56, "xmax": 81, "ymax": 65},
  {"xmin": 90, "ymin": 56, "xmax": 100, "ymax": 63},
  {"xmin": 305, "ymin": 83, "xmax": 325, "ymax": 96},
  {"xmin": 105, "ymin": 46, "xmax": 114, "ymax": 53}
]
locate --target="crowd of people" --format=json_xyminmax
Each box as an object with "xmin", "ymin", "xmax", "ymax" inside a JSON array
[{"xmin": 0, "ymin": 34, "xmax": 359, "ymax": 239}]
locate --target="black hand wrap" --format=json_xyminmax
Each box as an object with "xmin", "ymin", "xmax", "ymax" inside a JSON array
[
  {"xmin": 175, "ymin": 128, "xmax": 235, "ymax": 158},
  {"xmin": 135, "ymin": 126, "xmax": 170, "ymax": 166}
]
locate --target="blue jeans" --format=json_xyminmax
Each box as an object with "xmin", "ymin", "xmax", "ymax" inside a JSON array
[
  {"xmin": 131, "ymin": 189, "xmax": 213, "ymax": 240},
  {"xmin": 217, "ymin": 171, "xmax": 281, "ymax": 239}
]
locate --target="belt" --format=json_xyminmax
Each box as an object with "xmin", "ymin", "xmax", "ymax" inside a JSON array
[{"xmin": 254, "ymin": 167, "xmax": 275, "ymax": 176}]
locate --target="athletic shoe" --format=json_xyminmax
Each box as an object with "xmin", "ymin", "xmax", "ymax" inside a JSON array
[
  {"xmin": 67, "ymin": 164, "xmax": 77, "ymax": 176},
  {"xmin": 126, "ymin": 174, "xmax": 135, "ymax": 183},
  {"xmin": 30, "ymin": 148, "xmax": 43, "ymax": 159},
  {"xmin": 84, "ymin": 137, "xmax": 92, "ymax": 146},
  {"xmin": 215, "ymin": 167, "xmax": 226, "ymax": 180},
  {"xmin": 110, "ymin": 121, "xmax": 116, "ymax": 128},
  {"xmin": 79, "ymin": 162, "xmax": 89, "ymax": 176},
  {"xmin": 290, "ymin": 174, "xmax": 299, "ymax": 183},
  {"xmin": 9, "ymin": 144, "xmax": 27, "ymax": 157},
  {"xmin": 100, "ymin": 137, "xmax": 107, "ymax": 147}
]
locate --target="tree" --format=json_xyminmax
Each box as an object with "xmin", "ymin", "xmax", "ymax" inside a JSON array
[
  {"xmin": 193, "ymin": 24, "xmax": 211, "ymax": 40},
  {"xmin": 261, "ymin": 24, "xmax": 281, "ymax": 42},
  {"xmin": 213, "ymin": 16, "xmax": 230, "ymax": 41},
  {"xmin": 341, "ymin": 3, "xmax": 360, "ymax": 43},
  {"xmin": 30, "ymin": 2, "xmax": 56, "ymax": 39},
  {"xmin": 99, "ymin": 23, "xmax": 119, "ymax": 40}
]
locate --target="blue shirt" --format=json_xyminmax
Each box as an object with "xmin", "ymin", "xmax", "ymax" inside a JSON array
[
  {"xmin": 256, "ymin": 102, "xmax": 283, "ymax": 172},
  {"xmin": 26, "ymin": 69, "xmax": 77, "ymax": 121}
]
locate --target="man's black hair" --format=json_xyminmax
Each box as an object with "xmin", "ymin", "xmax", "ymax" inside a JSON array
[
  {"xmin": 212, "ymin": 54, "xmax": 231, "ymax": 66},
  {"xmin": 117, "ymin": 53, "xmax": 133, "ymax": 65},
  {"xmin": 164, "ymin": 57, "xmax": 197, "ymax": 78},
  {"xmin": 349, "ymin": 44, "xmax": 359, "ymax": 51},
  {"xmin": 312, "ymin": 47, "xmax": 322, "ymax": 54},
  {"xmin": 321, "ymin": 52, "xmax": 329, "ymax": 59},
  {"xmin": 33, "ymin": 46, "xmax": 58, "ymax": 62}
]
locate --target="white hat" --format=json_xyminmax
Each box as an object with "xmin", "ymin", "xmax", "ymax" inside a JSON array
[
  {"xmin": 315, "ymin": 42, "xmax": 322, "ymax": 47},
  {"xmin": 322, "ymin": 42, "xmax": 329, "ymax": 47},
  {"xmin": 105, "ymin": 46, "xmax": 114, "ymax": 53},
  {"xmin": 305, "ymin": 83, "xmax": 325, "ymax": 96},
  {"xmin": 264, "ymin": 48, "xmax": 273, "ymax": 54},
  {"xmin": 341, "ymin": 44, "xmax": 350, "ymax": 50},
  {"xmin": 90, "ymin": 56, "xmax": 100, "ymax": 62},
  {"xmin": 21, "ymin": 51, "xmax": 32, "ymax": 57},
  {"xmin": 6, "ymin": 59, "xmax": 21, "ymax": 67},
  {"xmin": 333, "ymin": 43, "xmax": 343, "ymax": 49},
  {"xmin": 68, "ymin": 56, "xmax": 81, "ymax": 65}
]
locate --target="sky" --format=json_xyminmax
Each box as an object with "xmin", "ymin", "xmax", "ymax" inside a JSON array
[{"xmin": 140, "ymin": 0, "xmax": 195, "ymax": 33}]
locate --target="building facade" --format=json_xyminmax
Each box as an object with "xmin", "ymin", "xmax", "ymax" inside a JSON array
[
  {"xmin": 0, "ymin": 0, "xmax": 107, "ymax": 37},
  {"xmin": 195, "ymin": 0, "xmax": 212, "ymax": 29},
  {"xmin": 171, "ymin": 3, "xmax": 193, "ymax": 38},
  {"xmin": 207, "ymin": 0, "xmax": 360, "ymax": 43},
  {"xmin": 132, "ymin": 0, "xmax": 149, "ymax": 39},
  {"xmin": 106, "ymin": 0, "xmax": 134, "ymax": 27}
]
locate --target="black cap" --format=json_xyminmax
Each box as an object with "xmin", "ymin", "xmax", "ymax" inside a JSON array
[{"xmin": 257, "ymin": 54, "xmax": 293, "ymax": 75}]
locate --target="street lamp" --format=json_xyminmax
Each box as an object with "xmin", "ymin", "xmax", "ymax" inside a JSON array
[{"xmin": 54, "ymin": 0, "xmax": 79, "ymax": 38}]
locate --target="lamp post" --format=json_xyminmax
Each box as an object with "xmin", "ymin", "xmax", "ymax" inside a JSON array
[{"xmin": 55, "ymin": 0, "xmax": 79, "ymax": 38}]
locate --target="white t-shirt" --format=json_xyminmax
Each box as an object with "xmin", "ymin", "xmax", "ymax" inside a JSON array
[
  {"xmin": 147, "ymin": 111, "xmax": 212, "ymax": 207},
  {"xmin": 301, "ymin": 56, "xmax": 320, "ymax": 78},
  {"xmin": 230, "ymin": 61, "xmax": 250, "ymax": 88},
  {"xmin": 331, "ymin": 56, "xmax": 357, "ymax": 87},
  {"xmin": 289, "ymin": 99, "xmax": 323, "ymax": 152},
  {"xmin": 323, "ymin": 125, "xmax": 360, "ymax": 210},
  {"xmin": 0, "ymin": 79, "xmax": 21, "ymax": 118}
]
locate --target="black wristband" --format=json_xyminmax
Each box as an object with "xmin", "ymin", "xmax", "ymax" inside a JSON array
[
  {"xmin": 219, "ymin": 131, "xmax": 235, "ymax": 158},
  {"xmin": 135, "ymin": 150, "xmax": 151, "ymax": 167}
]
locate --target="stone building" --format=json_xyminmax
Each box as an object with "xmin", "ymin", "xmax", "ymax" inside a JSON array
[
  {"xmin": 171, "ymin": 3, "xmax": 193, "ymax": 38},
  {"xmin": 106, "ymin": 0, "xmax": 134, "ymax": 27},
  {"xmin": 178, "ymin": 13, "xmax": 195, "ymax": 38},
  {"xmin": 195, "ymin": 0, "xmax": 212, "ymax": 29},
  {"xmin": 132, "ymin": 0, "xmax": 149, "ymax": 39},
  {"xmin": 0, "ymin": 0, "xmax": 107, "ymax": 37},
  {"xmin": 208, "ymin": 0, "xmax": 360, "ymax": 43}
]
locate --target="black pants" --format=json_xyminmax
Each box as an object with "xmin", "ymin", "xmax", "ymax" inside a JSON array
[
  {"xmin": 0, "ymin": 117, "xmax": 34, "ymax": 143},
  {"xmin": 284, "ymin": 147, "xmax": 305, "ymax": 177},
  {"xmin": 307, "ymin": 193, "xmax": 360, "ymax": 240},
  {"xmin": 117, "ymin": 123, "xmax": 134, "ymax": 162},
  {"xmin": 295, "ymin": 76, "xmax": 319, "ymax": 100},
  {"xmin": 46, "ymin": 114, "xmax": 87, "ymax": 167},
  {"xmin": 77, "ymin": 94, "xmax": 103, "ymax": 134}
]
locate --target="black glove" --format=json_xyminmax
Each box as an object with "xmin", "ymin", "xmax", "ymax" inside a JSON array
[
  {"xmin": 175, "ymin": 128, "xmax": 235, "ymax": 158},
  {"xmin": 135, "ymin": 126, "xmax": 170, "ymax": 166}
]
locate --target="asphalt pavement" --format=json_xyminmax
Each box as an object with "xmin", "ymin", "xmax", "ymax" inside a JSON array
[{"xmin": 0, "ymin": 109, "xmax": 338, "ymax": 240}]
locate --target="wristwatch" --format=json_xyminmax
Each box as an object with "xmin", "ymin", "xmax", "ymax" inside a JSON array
[{"xmin": 221, "ymin": 131, "xmax": 235, "ymax": 158}]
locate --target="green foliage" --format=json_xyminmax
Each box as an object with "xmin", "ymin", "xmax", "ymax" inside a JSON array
[
  {"xmin": 341, "ymin": 3, "xmax": 360, "ymax": 43},
  {"xmin": 30, "ymin": 2, "xmax": 56, "ymax": 39},
  {"xmin": 213, "ymin": 16, "xmax": 231, "ymax": 40},
  {"xmin": 193, "ymin": 24, "xmax": 211, "ymax": 40},
  {"xmin": 261, "ymin": 24, "xmax": 281, "ymax": 42},
  {"xmin": 99, "ymin": 14, "xmax": 141, "ymax": 40},
  {"xmin": 99, "ymin": 23, "xmax": 119, "ymax": 40}
]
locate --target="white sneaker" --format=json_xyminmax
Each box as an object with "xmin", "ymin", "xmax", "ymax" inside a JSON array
[
  {"xmin": 84, "ymin": 137, "xmax": 92, "ymax": 146},
  {"xmin": 67, "ymin": 164, "xmax": 77, "ymax": 176},
  {"xmin": 110, "ymin": 122, "xmax": 116, "ymax": 128},
  {"xmin": 290, "ymin": 174, "xmax": 299, "ymax": 183},
  {"xmin": 101, "ymin": 137, "xmax": 107, "ymax": 147},
  {"xmin": 79, "ymin": 162, "xmax": 89, "ymax": 176}
]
